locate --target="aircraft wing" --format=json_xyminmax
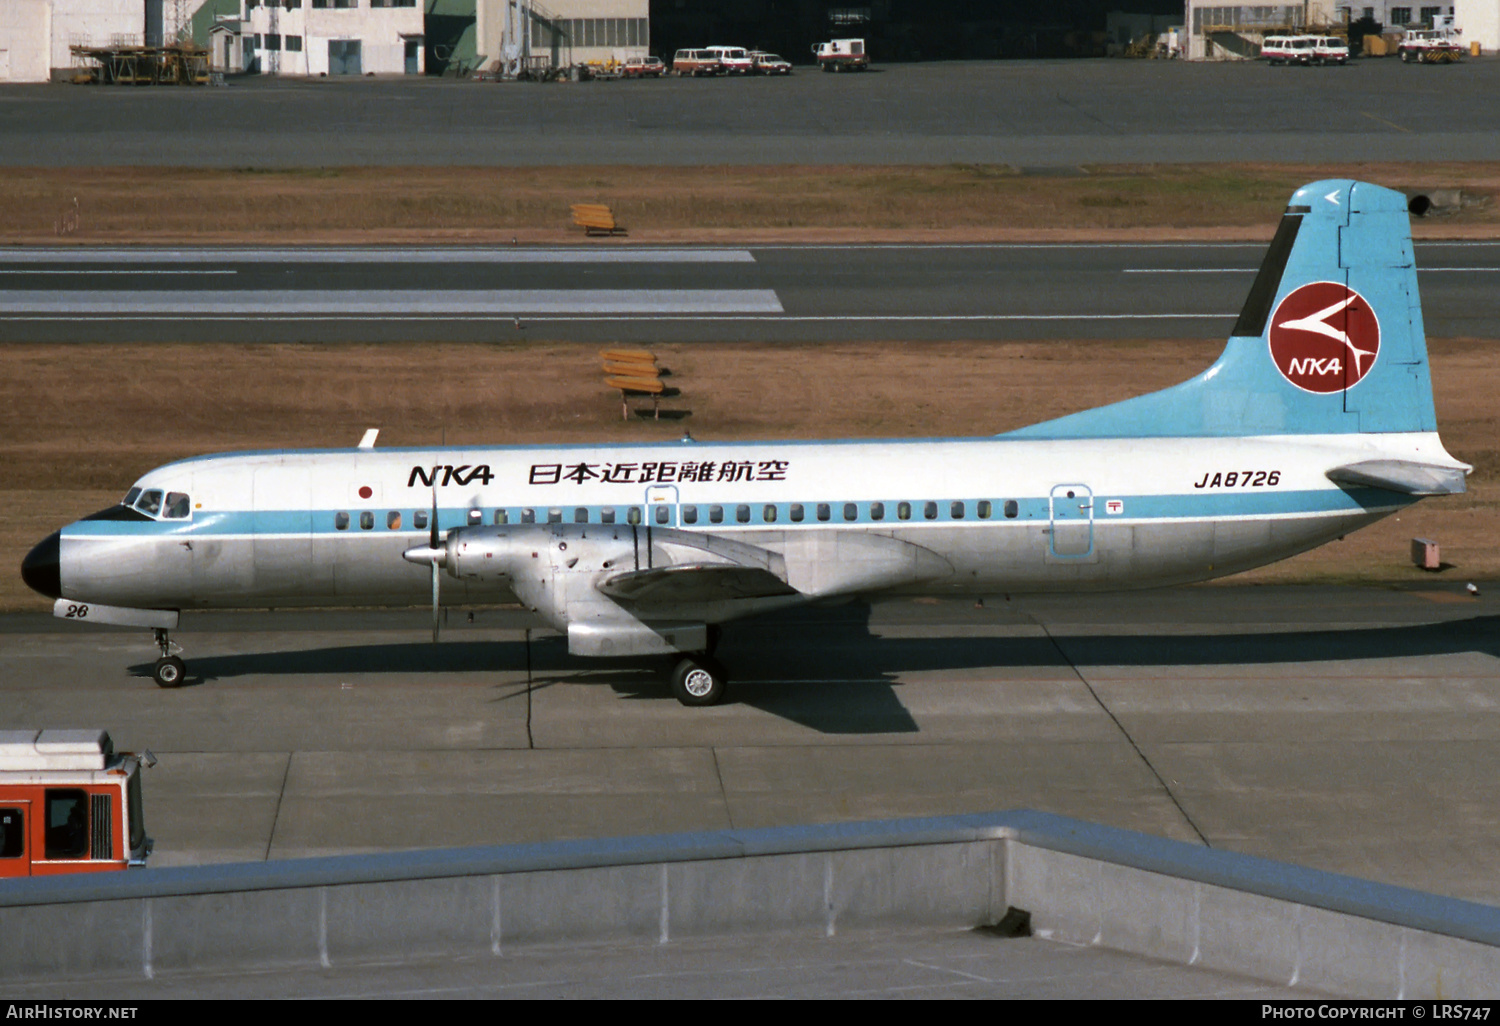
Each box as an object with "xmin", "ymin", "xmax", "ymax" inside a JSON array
[
  {"xmin": 598, "ymin": 563, "xmax": 800, "ymax": 604},
  {"xmin": 1326, "ymin": 459, "xmax": 1469, "ymax": 496}
]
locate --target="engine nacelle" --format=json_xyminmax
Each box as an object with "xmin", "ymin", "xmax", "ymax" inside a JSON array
[{"xmin": 443, "ymin": 524, "xmax": 710, "ymax": 654}]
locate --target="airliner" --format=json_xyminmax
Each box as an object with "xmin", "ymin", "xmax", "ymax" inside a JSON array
[{"xmin": 20, "ymin": 180, "xmax": 1470, "ymax": 705}]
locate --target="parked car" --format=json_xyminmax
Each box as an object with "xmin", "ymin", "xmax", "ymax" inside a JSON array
[
  {"xmin": 671, "ymin": 49, "xmax": 723, "ymax": 76},
  {"xmin": 749, "ymin": 51, "xmax": 792, "ymax": 75},
  {"xmin": 705, "ymin": 46, "xmax": 754, "ymax": 74},
  {"xmin": 623, "ymin": 55, "xmax": 665, "ymax": 78}
]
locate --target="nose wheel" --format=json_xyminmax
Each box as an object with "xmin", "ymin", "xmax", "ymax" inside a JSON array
[{"xmin": 152, "ymin": 628, "xmax": 186, "ymax": 688}]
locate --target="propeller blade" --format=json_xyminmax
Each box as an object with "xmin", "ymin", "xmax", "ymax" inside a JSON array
[
  {"xmin": 430, "ymin": 486, "xmax": 440, "ymax": 550},
  {"xmin": 431, "ymin": 561, "xmax": 441, "ymax": 644}
]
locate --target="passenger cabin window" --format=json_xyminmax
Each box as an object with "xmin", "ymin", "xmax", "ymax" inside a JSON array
[
  {"xmin": 817, "ymin": 503, "xmax": 831, "ymax": 522},
  {"xmin": 334, "ymin": 512, "xmax": 350, "ymax": 530},
  {"xmin": 135, "ymin": 490, "xmax": 163, "ymax": 516},
  {"xmin": 709, "ymin": 505, "xmax": 724, "ymax": 524},
  {"xmin": 924, "ymin": 502, "xmax": 938, "ymax": 520},
  {"xmin": 387, "ymin": 511, "xmax": 402, "ymax": 530},
  {"xmin": 843, "ymin": 503, "xmax": 857, "ymax": 521},
  {"xmin": 682, "ymin": 506, "xmax": 698, "ymax": 525},
  {"xmin": 790, "ymin": 504, "xmax": 804, "ymax": 523},
  {"xmin": 736, "ymin": 504, "xmax": 750, "ymax": 523},
  {"xmin": 469, "ymin": 509, "xmax": 483, "ymax": 525},
  {"xmin": 574, "ymin": 508, "xmax": 588, "ymax": 524},
  {"xmin": 627, "ymin": 507, "xmax": 643, "ymax": 525},
  {"xmin": 1004, "ymin": 500, "xmax": 1019, "ymax": 519},
  {"xmin": 978, "ymin": 500, "xmax": 992, "ymax": 519},
  {"xmin": 521, "ymin": 508, "xmax": 536, "ymax": 524},
  {"xmin": 763, "ymin": 504, "xmax": 777, "ymax": 523},
  {"xmin": 414, "ymin": 510, "xmax": 428, "ymax": 529},
  {"xmin": 0, "ymin": 808, "xmax": 23, "ymax": 859},
  {"xmin": 951, "ymin": 501, "xmax": 965, "ymax": 519},
  {"xmin": 547, "ymin": 508, "xmax": 562, "ymax": 524},
  {"xmin": 494, "ymin": 509, "xmax": 508, "ymax": 525},
  {"xmin": 870, "ymin": 502, "xmax": 884, "ymax": 521},
  {"xmin": 898, "ymin": 502, "xmax": 911, "ymax": 521},
  {"xmin": 655, "ymin": 505, "xmax": 670, "ymax": 525},
  {"xmin": 44, "ymin": 789, "xmax": 88, "ymax": 860},
  {"xmin": 359, "ymin": 511, "xmax": 374, "ymax": 530},
  {"xmin": 601, "ymin": 508, "xmax": 615, "ymax": 525}
]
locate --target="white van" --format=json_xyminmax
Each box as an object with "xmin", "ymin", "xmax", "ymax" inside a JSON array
[
  {"xmin": 1310, "ymin": 36, "xmax": 1350, "ymax": 64},
  {"xmin": 1262, "ymin": 35, "xmax": 1316, "ymax": 65},
  {"xmin": 705, "ymin": 46, "xmax": 753, "ymax": 74}
]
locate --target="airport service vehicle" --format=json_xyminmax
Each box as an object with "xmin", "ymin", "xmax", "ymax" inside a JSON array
[
  {"xmin": 812, "ymin": 38, "xmax": 868, "ymax": 71},
  {"xmin": 705, "ymin": 46, "xmax": 753, "ymax": 74},
  {"xmin": 21, "ymin": 181, "xmax": 1470, "ymax": 707},
  {"xmin": 622, "ymin": 56, "xmax": 665, "ymax": 78},
  {"xmin": 0, "ymin": 730, "xmax": 152, "ymax": 878},
  {"xmin": 749, "ymin": 51, "xmax": 792, "ymax": 75},
  {"xmin": 1310, "ymin": 36, "xmax": 1350, "ymax": 63},
  {"xmin": 1399, "ymin": 27, "xmax": 1464, "ymax": 62},
  {"xmin": 671, "ymin": 49, "xmax": 722, "ymax": 76},
  {"xmin": 1261, "ymin": 35, "xmax": 1316, "ymax": 64}
]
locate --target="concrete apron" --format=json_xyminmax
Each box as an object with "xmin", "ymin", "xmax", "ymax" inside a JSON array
[{"xmin": 2, "ymin": 809, "xmax": 1496, "ymax": 997}]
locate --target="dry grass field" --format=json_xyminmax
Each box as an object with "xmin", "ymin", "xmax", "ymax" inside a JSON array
[
  {"xmin": 2, "ymin": 162, "xmax": 1497, "ymax": 244},
  {"xmin": 2, "ymin": 339, "xmax": 1493, "ymax": 611}
]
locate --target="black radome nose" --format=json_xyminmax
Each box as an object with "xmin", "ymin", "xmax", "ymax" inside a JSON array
[{"xmin": 21, "ymin": 531, "xmax": 61, "ymax": 599}]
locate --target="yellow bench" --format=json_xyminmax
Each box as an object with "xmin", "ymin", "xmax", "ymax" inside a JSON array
[
  {"xmin": 602, "ymin": 348, "xmax": 674, "ymax": 419},
  {"xmin": 572, "ymin": 203, "xmax": 627, "ymax": 236}
]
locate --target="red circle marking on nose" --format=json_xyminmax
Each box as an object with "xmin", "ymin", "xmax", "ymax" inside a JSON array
[{"xmin": 359, "ymin": 486, "xmax": 373, "ymax": 499}]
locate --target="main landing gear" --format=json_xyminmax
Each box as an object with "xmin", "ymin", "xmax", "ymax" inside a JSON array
[
  {"xmin": 152, "ymin": 627, "xmax": 186, "ymax": 688},
  {"xmin": 670, "ymin": 654, "xmax": 728, "ymax": 707}
]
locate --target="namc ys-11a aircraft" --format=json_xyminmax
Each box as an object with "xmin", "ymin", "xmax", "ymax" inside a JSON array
[{"xmin": 21, "ymin": 181, "xmax": 1470, "ymax": 705}]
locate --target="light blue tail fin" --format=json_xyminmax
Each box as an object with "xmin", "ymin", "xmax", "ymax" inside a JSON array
[{"xmin": 1004, "ymin": 180, "xmax": 1435, "ymax": 439}]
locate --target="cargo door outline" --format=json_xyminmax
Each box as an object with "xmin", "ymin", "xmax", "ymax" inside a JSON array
[{"xmin": 1049, "ymin": 484, "xmax": 1094, "ymax": 558}]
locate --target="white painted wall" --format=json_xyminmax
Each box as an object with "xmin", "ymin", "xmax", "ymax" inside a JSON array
[
  {"xmin": 0, "ymin": 0, "xmax": 52, "ymax": 81},
  {"xmin": 1455, "ymin": 0, "xmax": 1498, "ymax": 49},
  {"xmin": 243, "ymin": 3, "xmax": 424, "ymax": 75},
  {"xmin": 51, "ymin": 0, "xmax": 147, "ymax": 71},
  {"xmin": 476, "ymin": 0, "xmax": 649, "ymax": 73}
]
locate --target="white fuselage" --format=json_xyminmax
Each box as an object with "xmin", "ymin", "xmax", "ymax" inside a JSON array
[{"xmin": 55, "ymin": 430, "xmax": 1443, "ymax": 614}]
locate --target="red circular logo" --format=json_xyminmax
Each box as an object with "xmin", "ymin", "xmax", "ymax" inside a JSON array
[
  {"xmin": 1267, "ymin": 282, "xmax": 1380, "ymax": 394},
  {"xmin": 358, "ymin": 485, "xmax": 373, "ymax": 499}
]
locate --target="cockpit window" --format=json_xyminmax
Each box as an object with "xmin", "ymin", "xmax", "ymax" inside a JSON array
[
  {"xmin": 123, "ymin": 487, "xmax": 142, "ymax": 507},
  {"xmin": 134, "ymin": 490, "xmax": 163, "ymax": 516},
  {"xmin": 163, "ymin": 493, "xmax": 191, "ymax": 519}
]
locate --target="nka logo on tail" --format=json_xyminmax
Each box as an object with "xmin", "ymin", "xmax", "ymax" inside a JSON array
[{"xmin": 1268, "ymin": 281, "xmax": 1380, "ymax": 394}]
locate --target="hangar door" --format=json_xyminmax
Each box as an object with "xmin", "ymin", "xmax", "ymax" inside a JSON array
[{"xmin": 329, "ymin": 40, "xmax": 362, "ymax": 75}]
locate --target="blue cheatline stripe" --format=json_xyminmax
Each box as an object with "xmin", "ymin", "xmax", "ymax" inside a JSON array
[
  {"xmin": 0, "ymin": 248, "xmax": 756, "ymax": 265},
  {"xmin": 62, "ymin": 488, "xmax": 1409, "ymax": 539}
]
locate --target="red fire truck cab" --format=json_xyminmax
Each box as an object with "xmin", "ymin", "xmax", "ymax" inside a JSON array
[{"xmin": 0, "ymin": 730, "xmax": 153, "ymax": 877}]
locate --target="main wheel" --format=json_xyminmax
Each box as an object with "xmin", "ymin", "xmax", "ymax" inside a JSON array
[
  {"xmin": 153, "ymin": 656, "xmax": 186, "ymax": 688},
  {"xmin": 670, "ymin": 655, "xmax": 727, "ymax": 706}
]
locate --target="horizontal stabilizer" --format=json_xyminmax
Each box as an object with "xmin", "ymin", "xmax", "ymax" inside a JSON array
[
  {"xmin": 599, "ymin": 564, "xmax": 799, "ymax": 604},
  {"xmin": 1326, "ymin": 459, "xmax": 1468, "ymax": 496}
]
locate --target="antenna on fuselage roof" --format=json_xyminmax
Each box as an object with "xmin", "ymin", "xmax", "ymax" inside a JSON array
[{"xmin": 357, "ymin": 429, "xmax": 379, "ymax": 449}]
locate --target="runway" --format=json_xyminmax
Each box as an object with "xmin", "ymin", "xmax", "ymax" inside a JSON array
[
  {"xmin": 4, "ymin": 240, "xmax": 1500, "ymax": 342},
  {"xmin": 4, "ymin": 584, "xmax": 1497, "ymax": 909}
]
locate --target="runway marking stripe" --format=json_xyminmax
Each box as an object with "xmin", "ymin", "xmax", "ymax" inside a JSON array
[
  {"xmin": 0, "ymin": 289, "xmax": 786, "ymax": 315},
  {"xmin": 0, "ymin": 313, "xmax": 1238, "ymax": 322},
  {"xmin": 0, "ymin": 249, "xmax": 755, "ymax": 265}
]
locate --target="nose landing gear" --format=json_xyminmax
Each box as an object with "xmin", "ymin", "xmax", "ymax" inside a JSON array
[{"xmin": 152, "ymin": 628, "xmax": 186, "ymax": 688}]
